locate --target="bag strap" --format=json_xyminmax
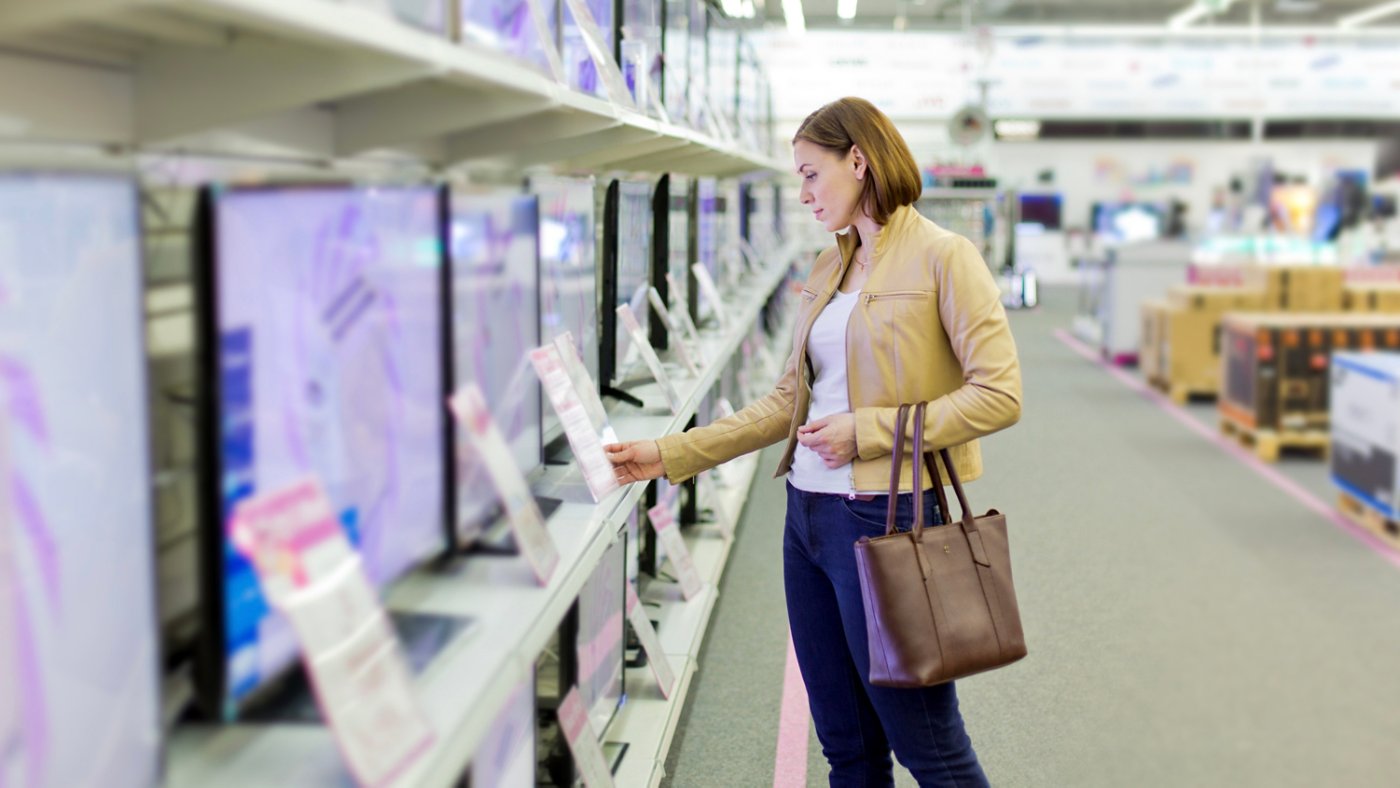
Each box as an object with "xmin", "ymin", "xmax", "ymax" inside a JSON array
[{"xmin": 883, "ymin": 403, "xmax": 912, "ymax": 535}]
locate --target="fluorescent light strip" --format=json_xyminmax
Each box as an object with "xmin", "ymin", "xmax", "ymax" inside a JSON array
[
  {"xmin": 783, "ymin": 0, "xmax": 806, "ymax": 33},
  {"xmin": 837, "ymin": 0, "xmax": 857, "ymax": 20},
  {"xmin": 1338, "ymin": 0, "xmax": 1400, "ymax": 27},
  {"xmin": 1168, "ymin": 3, "xmax": 1210, "ymax": 29}
]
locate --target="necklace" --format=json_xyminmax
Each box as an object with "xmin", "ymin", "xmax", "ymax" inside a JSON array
[{"xmin": 854, "ymin": 248, "xmax": 872, "ymax": 271}]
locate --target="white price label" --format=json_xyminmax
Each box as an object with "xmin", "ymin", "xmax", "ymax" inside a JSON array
[
  {"xmin": 558, "ymin": 687, "xmax": 617, "ymax": 788},
  {"xmin": 648, "ymin": 502, "xmax": 704, "ymax": 601},
  {"xmin": 625, "ymin": 584, "xmax": 678, "ymax": 699},
  {"xmin": 690, "ymin": 263, "xmax": 729, "ymax": 328},
  {"xmin": 664, "ymin": 273, "xmax": 706, "ymax": 349},
  {"xmin": 647, "ymin": 287, "xmax": 702, "ymax": 377},
  {"xmin": 530, "ymin": 345, "xmax": 620, "ymax": 501},
  {"xmin": 618, "ymin": 304, "xmax": 683, "ymax": 413},
  {"xmin": 448, "ymin": 384, "xmax": 559, "ymax": 585}
]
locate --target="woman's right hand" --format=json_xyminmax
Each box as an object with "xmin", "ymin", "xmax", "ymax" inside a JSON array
[{"xmin": 604, "ymin": 440, "xmax": 665, "ymax": 485}]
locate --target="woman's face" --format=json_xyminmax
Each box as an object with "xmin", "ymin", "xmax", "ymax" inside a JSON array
[{"xmin": 794, "ymin": 139, "xmax": 866, "ymax": 233}]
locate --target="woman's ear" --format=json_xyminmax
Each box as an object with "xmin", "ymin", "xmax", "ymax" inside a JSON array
[{"xmin": 849, "ymin": 145, "xmax": 868, "ymax": 181}]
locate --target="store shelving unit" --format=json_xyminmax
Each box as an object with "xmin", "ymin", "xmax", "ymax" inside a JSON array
[
  {"xmin": 0, "ymin": 0, "xmax": 783, "ymax": 175},
  {"xmin": 164, "ymin": 242, "xmax": 800, "ymax": 787}
]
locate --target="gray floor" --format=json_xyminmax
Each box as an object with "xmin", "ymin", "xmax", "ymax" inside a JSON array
[{"xmin": 662, "ymin": 287, "xmax": 1400, "ymax": 787}]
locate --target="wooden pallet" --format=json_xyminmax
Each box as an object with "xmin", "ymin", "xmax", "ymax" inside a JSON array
[
  {"xmin": 1337, "ymin": 490, "xmax": 1400, "ymax": 550},
  {"xmin": 1219, "ymin": 417, "xmax": 1329, "ymax": 462},
  {"xmin": 1148, "ymin": 376, "xmax": 1216, "ymax": 405}
]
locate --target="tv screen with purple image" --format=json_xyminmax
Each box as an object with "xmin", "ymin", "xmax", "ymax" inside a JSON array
[
  {"xmin": 449, "ymin": 192, "xmax": 543, "ymax": 544},
  {"xmin": 561, "ymin": 0, "xmax": 614, "ymax": 97},
  {"xmin": 531, "ymin": 176, "xmax": 598, "ymax": 440},
  {"xmin": 458, "ymin": 0, "xmax": 559, "ymax": 75},
  {"xmin": 612, "ymin": 180, "xmax": 653, "ymax": 383},
  {"xmin": 0, "ymin": 173, "xmax": 160, "ymax": 788},
  {"xmin": 209, "ymin": 184, "xmax": 447, "ymax": 712}
]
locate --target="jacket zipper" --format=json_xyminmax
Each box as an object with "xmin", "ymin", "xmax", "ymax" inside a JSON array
[{"xmin": 863, "ymin": 290, "xmax": 926, "ymax": 304}]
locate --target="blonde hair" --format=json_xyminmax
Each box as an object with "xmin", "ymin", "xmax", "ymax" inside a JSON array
[{"xmin": 793, "ymin": 97, "xmax": 922, "ymax": 225}]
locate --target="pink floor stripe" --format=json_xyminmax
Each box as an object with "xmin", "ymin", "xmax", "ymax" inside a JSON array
[
  {"xmin": 773, "ymin": 631, "xmax": 810, "ymax": 788},
  {"xmin": 1053, "ymin": 328, "xmax": 1400, "ymax": 570}
]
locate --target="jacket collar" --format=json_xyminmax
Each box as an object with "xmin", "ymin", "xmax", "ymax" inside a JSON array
[{"xmin": 832, "ymin": 203, "xmax": 921, "ymax": 286}]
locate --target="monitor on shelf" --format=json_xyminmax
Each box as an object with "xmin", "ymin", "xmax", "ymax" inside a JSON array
[
  {"xmin": 669, "ymin": 174, "xmax": 695, "ymax": 323},
  {"xmin": 456, "ymin": 0, "xmax": 561, "ymax": 75},
  {"xmin": 1091, "ymin": 202, "xmax": 1164, "ymax": 243},
  {"xmin": 650, "ymin": 174, "xmax": 672, "ymax": 351},
  {"xmin": 0, "ymin": 173, "xmax": 161, "ymax": 788},
  {"xmin": 1018, "ymin": 193, "xmax": 1063, "ymax": 231},
  {"xmin": 617, "ymin": 0, "xmax": 662, "ymax": 106},
  {"xmin": 574, "ymin": 531, "xmax": 626, "ymax": 737},
  {"xmin": 661, "ymin": 0, "xmax": 689, "ymax": 123},
  {"xmin": 467, "ymin": 674, "xmax": 536, "ymax": 787},
  {"xmin": 531, "ymin": 176, "xmax": 599, "ymax": 445},
  {"xmin": 561, "ymin": 0, "xmax": 613, "ymax": 97},
  {"xmin": 686, "ymin": 0, "xmax": 708, "ymax": 129},
  {"xmin": 447, "ymin": 191, "xmax": 544, "ymax": 548},
  {"xmin": 599, "ymin": 179, "xmax": 654, "ymax": 395},
  {"xmin": 195, "ymin": 183, "xmax": 449, "ymax": 718},
  {"xmin": 692, "ymin": 176, "xmax": 719, "ymax": 324}
]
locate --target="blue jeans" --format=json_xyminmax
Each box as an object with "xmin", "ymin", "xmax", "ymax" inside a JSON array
[{"xmin": 784, "ymin": 482, "xmax": 990, "ymax": 788}]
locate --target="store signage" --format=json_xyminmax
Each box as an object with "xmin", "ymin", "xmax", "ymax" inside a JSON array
[
  {"xmin": 625, "ymin": 583, "xmax": 678, "ymax": 699},
  {"xmin": 531, "ymin": 340, "xmax": 620, "ymax": 502},
  {"xmin": 647, "ymin": 497, "xmax": 704, "ymax": 600},
  {"xmin": 448, "ymin": 384, "xmax": 559, "ymax": 585},
  {"xmin": 664, "ymin": 273, "xmax": 706, "ymax": 351},
  {"xmin": 617, "ymin": 303, "xmax": 684, "ymax": 413},
  {"xmin": 557, "ymin": 687, "xmax": 616, "ymax": 788},
  {"xmin": 647, "ymin": 287, "xmax": 703, "ymax": 376},
  {"xmin": 691, "ymin": 263, "xmax": 730, "ymax": 329}
]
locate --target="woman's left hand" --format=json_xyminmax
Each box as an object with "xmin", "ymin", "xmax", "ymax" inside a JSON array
[{"xmin": 797, "ymin": 413, "xmax": 858, "ymax": 468}]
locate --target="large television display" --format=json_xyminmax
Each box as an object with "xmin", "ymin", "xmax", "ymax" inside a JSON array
[
  {"xmin": 201, "ymin": 184, "xmax": 447, "ymax": 715},
  {"xmin": 668, "ymin": 174, "xmax": 693, "ymax": 320},
  {"xmin": 661, "ymin": 0, "xmax": 689, "ymax": 123},
  {"xmin": 449, "ymin": 192, "xmax": 543, "ymax": 546},
  {"xmin": 561, "ymin": 0, "xmax": 613, "ymax": 97},
  {"xmin": 532, "ymin": 176, "xmax": 599, "ymax": 439},
  {"xmin": 575, "ymin": 532, "xmax": 625, "ymax": 737},
  {"xmin": 600, "ymin": 180, "xmax": 654, "ymax": 390},
  {"xmin": 458, "ymin": 0, "xmax": 560, "ymax": 75},
  {"xmin": 0, "ymin": 174, "xmax": 160, "ymax": 787},
  {"xmin": 692, "ymin": 177, "xmax": 719, "ymax": 322}
]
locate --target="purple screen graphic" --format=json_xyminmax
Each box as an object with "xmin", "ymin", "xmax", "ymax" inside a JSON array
[
  {"xmin": 214, "ymin": 186, "xmax": 446, "ymax": 703},
  {"xmin": 0, "ymin": 174, "xmax": 158, "ymax": 788},
  {"xmin": 450, "ymin": 193, "xmax": 542, "ymax": 541},
  {"xmin": 613, "ymin": 181, "xmax": 652, "ymax": 382},
  {"xmin": 459, "ymin": 0, "xmax": 559, "ymax": 75},
  {"xmin": 531, "ymin": 177, "xmax": 597, "ymax": 440}
]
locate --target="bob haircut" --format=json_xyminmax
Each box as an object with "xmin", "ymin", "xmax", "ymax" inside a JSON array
[{"xmin": 792, "ymin": 97, "xmax": 922, "ymax": 226}]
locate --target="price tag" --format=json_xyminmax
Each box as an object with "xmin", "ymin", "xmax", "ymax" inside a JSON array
[
  {"xmin": 557, "ymin": 687, "xmax": 617, "ymax": 788},
  {"xmin": 647, "ymin": 499, "xmax": 703, "ymax": 601},
  {"xmin": 530, "ymin": 344, "xmax": 620, "ymax": 502},
  {"xmin": 647, "ymin": 287, "xmax": 702, "ymax": 377},
  {"xmin": 229, "ymin": 479, "xmax": 434, "ymax": 788},
  {"xmin": 448, "ymin": 384, "xmax": 559, "ymax": 585},
  {"xmin": 664, "ymin": 273, "xmax": 705, "ymax": 349},
  {"xmin": 625, "ymin": 583, "xmax": 677, "ymax": 699},
  {"xmin": 553, "ymin": 332, "xmax": 618, "ymax": 445},
  {"xmin": 618, "ymin": 304, "xmax": 683, "ymax": 413},
  {"xmin": 690, "ymin": 263, "xmax": 729, "ymax": 329},
  {"xmin": 699, "ymin": 474, "xmax": 736, "ymax": 541}
]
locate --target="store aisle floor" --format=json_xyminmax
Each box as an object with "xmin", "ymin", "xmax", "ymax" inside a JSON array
[{"xmin": 663, "ymin": 289, "xmax": 1400, "ymax": 787}]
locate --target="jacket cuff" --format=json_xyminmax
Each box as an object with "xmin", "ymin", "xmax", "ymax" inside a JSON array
[
  {"xmin": 656, "ymin": 432, "xmax": 700, "ymax": 484},
  {"xmin": 854, "ymin": 406, "xmax": 895, "ymax": 461}
]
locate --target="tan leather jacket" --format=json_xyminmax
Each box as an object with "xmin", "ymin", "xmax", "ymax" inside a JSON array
[{"xmin": 656, "ymin": 204, "xmax": 1022, "ymax": 492}]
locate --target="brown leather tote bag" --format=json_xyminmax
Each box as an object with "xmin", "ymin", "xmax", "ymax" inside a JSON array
[{"xmin": 852, "ymin": 402, "xmax": 1027, "ymax": 688}]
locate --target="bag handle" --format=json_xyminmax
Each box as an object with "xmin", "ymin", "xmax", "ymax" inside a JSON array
[
  {"xmin": 883, "ymin": 403, "xmax": 912, "ymax": 534},
  {"xmin": 905, "ymin": 402, "xmax": 995, "ymax": 566}
]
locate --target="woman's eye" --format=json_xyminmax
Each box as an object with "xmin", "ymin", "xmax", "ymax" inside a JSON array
[{"xmin": 805, "ymin": 173, "xmax": 816, "ymax": 181}]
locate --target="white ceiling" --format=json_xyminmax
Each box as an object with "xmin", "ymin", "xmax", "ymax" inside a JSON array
[{"xmin": 774, "ymin": 0, "xmax": 1396, "ymax": 31}]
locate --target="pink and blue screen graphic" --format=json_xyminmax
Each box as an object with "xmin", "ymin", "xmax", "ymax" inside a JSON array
[
  {"xmin": 450, "ymin": 194, "xmax": 542, "ymax": 540},
  {"xmin": 214, "ymin": 186, "xmax": 446, "ymax": 710},
  {"xmin": 0, "ymin": 174, "xmax": 159, "ymax": 787}
]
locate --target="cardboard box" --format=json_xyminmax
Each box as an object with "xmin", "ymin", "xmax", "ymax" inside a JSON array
[
  {"xmin": 1162, "ymin": 306, "xmax": 1224, "ymax": 395},
  {"xmin": 1242, "ymin": 265, "xmax": 1344, "ymax": 312},
  {"xmin": 1342, "ymin": 283, "xmax": 1400, "ymax": 313},
  {"xmin": 1331, "ymin": 351, "xmax": 1400, "ymax": 519},
  {"xmin": 1221, "ymin": 313, "xmax": 1400, "ymax": 433},
  {"xmin": 1167, "ymin": 285, "xmax": 1267, "ymax": 314}
]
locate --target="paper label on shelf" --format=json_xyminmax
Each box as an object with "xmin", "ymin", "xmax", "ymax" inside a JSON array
[
  {"xmin": 560, "ymin": 0, "xmax": 635, "ymax": 110},
  {"xmin": 691, "ymin": 263, "xmax": 729, "ymax": 329},
  {"xmin": 664, "ymin": 273, "xmax": 705, "ymax": 349},
  {"xmin": 618, "ymin": 304, "xmax": 683, "ymax": 413},
  {"xmin": 647, "ymin": 287, "xmax": 702, "ymax": 377},
  {"xmin": 699, "ymin": 474, "xmax": 735, "ymax": 541},
  {"xmin": 647, "ymin": 501, "xmax": 703, "ymax": 601},
  {"xmin": 625, "ymin": 583, "xmax": 678, "ymax": 699},
  {"xmin": 229, "ymin": 479, "xmax": 434, "ymax": 788},
  {"xmin": 448, "ymin": 384, "xmax": 559, "ymax": 585},
  {"xmin": 558, "ymin": 687, "xmax": 617, "ymax": 788},
  {"xmin": 553, "ymin": 332, "xmax": 619, "ymax": 445},
  {"xmin": 531, "ymin": 344, "xmax": 620, "ymax": 502}
]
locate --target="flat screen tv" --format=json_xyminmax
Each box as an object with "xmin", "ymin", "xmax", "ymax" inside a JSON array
[
  {"xmin": 600, "ymin": 180, "xmax": 654, "ymax": 392},
  {"xmin": 0, "ymin": 173, "xmax": 161, "ymax": 788},
  {"xmin": 531, "ymin": 176, "xmax": 598, "ymax": 443},
  {"xmin": 196, "ymin": 183, "xmax": 448, "ymax": 717}
]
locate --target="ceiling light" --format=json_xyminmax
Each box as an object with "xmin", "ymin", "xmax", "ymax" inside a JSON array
[
  {"xmin": 783, "ymin": 0, "xmax": 806, "ymax": 33},
  {"xmin": 1168, "ymin": 0, "xmax": 1234, "ymax": 29},
  {"xmin": 837, "ymin": 0, "xmax": 858, "ymax": 20},
  {"xmin": 1338, "ymin": 0, "xmax": 1400, "ymax": 27},
  {"xmin": 995, "ymin": 120, "xmax": 1041, "ymax": 140}
]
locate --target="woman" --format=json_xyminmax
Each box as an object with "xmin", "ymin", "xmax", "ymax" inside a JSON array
[{"xmin": 605, "ymin": 97, "xmax": 1022, "ymax": 787}]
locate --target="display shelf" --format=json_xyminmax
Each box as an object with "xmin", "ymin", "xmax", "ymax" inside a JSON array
[
  {"xmin": 0, "ymin": 0, "xmax": 783, "ymax": 175},
  {"xmin": 163, "ymin": 240, "xmax": 800, "ymax": 788},
  {"xmin": 609, "ymin": 656, "xmax": 698, "ymax": 788}
]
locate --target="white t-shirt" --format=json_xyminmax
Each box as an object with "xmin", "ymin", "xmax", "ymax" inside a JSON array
[{"xmin": 788, "ymin": 288, "xmax": 864, "ymax": 495}]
